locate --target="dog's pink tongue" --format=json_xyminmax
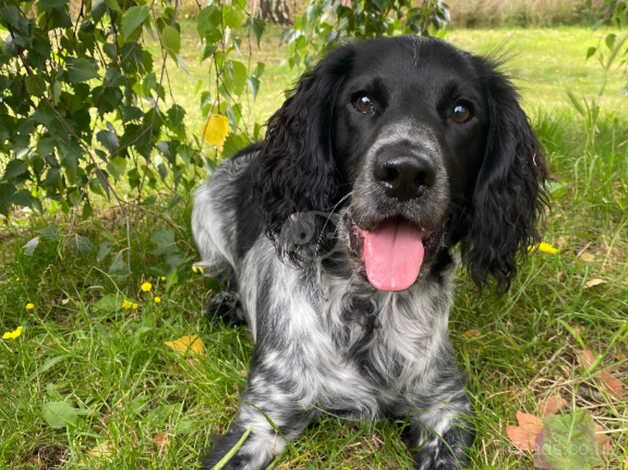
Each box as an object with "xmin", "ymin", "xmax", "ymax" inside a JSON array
[{"xmin": 357, "ymin": 219, "xmax": 424, "ymax": 291}]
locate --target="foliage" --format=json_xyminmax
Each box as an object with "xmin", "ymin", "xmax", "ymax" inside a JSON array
[
  {"xmin": 0, "ymin": 0, "xmax": 265, "ymax": 221},
  {"xmin": 566, "ymin": 1, "xmax": 627, "ymax": 151},
  {"xmin": 285, "ymin": 0, "xmax": 448, "ymax": 68}
]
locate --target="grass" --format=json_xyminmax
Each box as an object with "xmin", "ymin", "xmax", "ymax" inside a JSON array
[{"xmin": 1, "ymin": 25, "xmax": 627, "ymax": 469}]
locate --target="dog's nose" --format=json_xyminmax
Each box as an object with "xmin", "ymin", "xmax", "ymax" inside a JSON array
[{"xmin": 373, "ymin": 154, "xmax": 435, "ymax": 201}]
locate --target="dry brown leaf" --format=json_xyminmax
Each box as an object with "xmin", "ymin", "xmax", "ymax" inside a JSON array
[
  {"xmin": 555, "ymin": 236, "xmax": 568, "ymax": 248},
  {"xmin": 584, "ymin": 278, "xmax": 606, "ymax": 288},
  {"xmin": 579, "ymin": 348, "xmax": 626, "ymax": 400},
  {"xmin": 153, "ymin": 432, "xmax": 170, "ymax": 457},
  {"xmin": 506, "ymin": 411, "xmax": 544, "ymax": 452},
  {"xmin": 593, "ymin": 423, "xmax": 610, "ymax": 448},
  {"xmin": 164, "ymin": 335, "xmax": 206, "ymax": 356},
  {"xmin": 540, "ymin": 395, "xmax": 567, "ymax": 416},
  {"xmin": 460, "ymin": 329, "xmax": 481, "ymax": 339}
]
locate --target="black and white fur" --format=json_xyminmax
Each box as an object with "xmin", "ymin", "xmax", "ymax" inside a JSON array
[{"xmin": 192, "ymin": 36, "xmax": 547, "ymax": 469}]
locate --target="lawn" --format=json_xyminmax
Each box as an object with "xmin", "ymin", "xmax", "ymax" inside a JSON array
[{"xmin": 0, "ymin": 25, "xmax": 626, "ymax": 469}]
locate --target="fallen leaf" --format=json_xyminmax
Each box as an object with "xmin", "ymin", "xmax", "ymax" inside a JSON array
[
  {"xmin": 579, "ymin": 348, "xmax": 625, "ymax": 400},
  {"xmin": 506, "ymin": 411, "xmax": 543, "ymax": 452},
  {"xmin": 593, "ymin": 423, "xmax": 610, "ymax": 448},
  {"xmin": 578, "ymin": 250, "xmax": 595, "ymax": 262},
  {"xmin": 540, "ymin": 395, "xmax": 567, "ymax": 416},
  {"xmin": 534, "ymin": 410, "xmax": 602, "ymax": 469},
  {"xmin": 164, "ymin": 335, "xmax": 206, "ymax": 356},
  {"xmin": 153, "ymin": 432, "xmax": 169, "ymax": 457},
  {"xmin": 584, "ymin": 278, "xmax": 606, "ymax": 288},
  {"xmin": 555, "ymin": 236, "xmax": 568, "ymax": 248},
  {"xmin": 202, "ymin": 114, "xmax": 229, "ymax": 151},
  {"xmin": 88, "ymin": 441, "xmax": 113, "ymax": 459},
  {"xmin": 460, "ymin": 329, "xmax": 481, "ymax": 339}
]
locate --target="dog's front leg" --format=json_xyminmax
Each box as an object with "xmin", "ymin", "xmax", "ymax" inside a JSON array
[
  {"xmin": 402, "ymin": 374, "xmax": 475, "ymax": 469},
  {"xmin": 202, "ymin": 358, "xmax": 313, "ymax": 469}
]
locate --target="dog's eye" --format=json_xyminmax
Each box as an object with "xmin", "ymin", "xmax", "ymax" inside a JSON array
[
  {"xmin": 352, "ymin": 94, "xmax": 376, "ymax": 117},
  {"xmin": 451, "ymin": 101, "xmax": 473, "ymax": 124}
]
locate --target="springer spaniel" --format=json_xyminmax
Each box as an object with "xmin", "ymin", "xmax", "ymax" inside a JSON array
[{"xmin": 192, "ymin": 36, "xmax": 548, "ymax": 469}]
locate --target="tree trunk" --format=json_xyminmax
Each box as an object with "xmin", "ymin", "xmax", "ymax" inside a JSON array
[{"xmin": 255, "ymin": 0, "xmax": 293, "ymax": 25}]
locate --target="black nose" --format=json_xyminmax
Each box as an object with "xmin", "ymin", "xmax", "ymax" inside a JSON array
[{"xmin": 373, "ymin": 154, "xmax": 436, "ymax": 201}]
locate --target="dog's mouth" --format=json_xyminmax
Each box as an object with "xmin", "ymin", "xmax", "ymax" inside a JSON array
[{"xmin": 350, "ymin": 216, "xmax": 440, "ymax": 292}]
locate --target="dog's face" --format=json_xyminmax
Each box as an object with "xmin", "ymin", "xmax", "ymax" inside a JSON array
[
  {"xmin": 255, "ymin": 36, "xmax": 547, "ymax": 291},
  {"xmin": 331, "ymin": 40, "xmax": 491, "ymax": 289}
]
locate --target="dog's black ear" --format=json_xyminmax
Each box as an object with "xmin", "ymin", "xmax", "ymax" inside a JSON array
[
  {"xmin": 462, "ymin": 61, "xmax": 549, "ymax": 290},
  {"xmin": 252, "ymin": 46, "xmax": 353, "ymax": 236}
]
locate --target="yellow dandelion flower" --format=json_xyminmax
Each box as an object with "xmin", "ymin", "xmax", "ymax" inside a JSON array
[
  {"xmin": 528, "ymin": 242, "xmax": 559, "ymax": 254},
  {"xmin": 154, "ymin": 296, "xmax": 161, "ymax": 304},
  {"xmin": 160, "ymin": 276, "xmax": 166, "ymax": 281},
  {"xmin": 140, "ymin": 282, "xmax": 152, "ymax": 292},
  {"xmin": 2, "ymin": 326, "xmax": 23, "ymax": 340},
  {"xmin": 132, "ymin": 302, "xmax": 139, "ymax": 310},
  {"xmin": 25, "ymin": 302, "xmax": 35, "ymax": 311},
  {"xmin": 122, "ymin": 299, "xmax": 133, "ymax": 310}
]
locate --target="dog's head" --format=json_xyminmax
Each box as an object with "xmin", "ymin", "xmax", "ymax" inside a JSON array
[{"xmin": 254, "ymin": 36, "xmax": 548, "ymax": 291}]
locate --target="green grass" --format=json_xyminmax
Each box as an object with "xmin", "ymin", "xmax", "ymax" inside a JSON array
[{"xmin": 1, "ymin": 25, "xmax": 627, "ymax": 469}]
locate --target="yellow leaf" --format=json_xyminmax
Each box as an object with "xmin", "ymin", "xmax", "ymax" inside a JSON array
[
  {"xmin": 202, "ymin": 114, "xmax": 229, "ymax": 151},
  {"xmin": 164, "ymin": 335, "xmax": 206, "ymax": 356},
  {"xmin": 88, "ymin": 441, "xmax": 113, "ymax": 459},
  {"xmin": 585, "ymin": 278, "xmax": 606, "ymax": 288},
  {"xmin": 2, "ymin": 325, "xmax": 23, "ymax": 340}
]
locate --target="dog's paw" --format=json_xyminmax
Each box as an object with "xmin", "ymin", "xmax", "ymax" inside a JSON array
[
  {"xmin": 201, "ymin": 430, "xmax": 252, "ymax": 469},
  {"xmin": 204, "ymin": 292, "xmax": 245, "ymax": 326},
  {"xmin": 409, "ymin": 427, "xmax": 473, "ymax": 470}
]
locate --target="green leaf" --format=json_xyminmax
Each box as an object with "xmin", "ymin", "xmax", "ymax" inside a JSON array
[
  {"xmin": 151, "ymin": 229, "xmax": 176, "ymax": 256},
  {"xmin": 38, "ymin": 0, "xmax": 69, "ymax": 10},
  {"xmin": 108, "ymin": 251, "xmax": 129, "ymax": 280},
  {"xmin": 96, "ymin": 241, "xmax": 112, "ymax": 262},
  {"xmin": 197, "ymin": 6, "xmax": 222, "ymax": 43},
  {"xmin": 103, "ymin": 0, "xmax": 121, "ymax": 12},
  {"xmin": 12, "ymin": 189, "xmax": 41, "ymax": 211},
  {"xmin": 223, "ymin": 5, "xmax": 245, "ymax": 29},
  {"xmin": 0, "ymin": 183, "xmax": 14, "ymax": 216},
  {"xmin": 96, "ymin": 129, "xmax": 119, "ymax": 153},
  {"xmin": 67, "ymin": 57, "xmax": 98, "ymax": 83},
  {"xmin": 93, "ymin": 293, "xmax": 122, "ymax": 313},
  {"xmin": 107, "ymin": 156, "xmax": 126, "ymax": 180},
  {"xmin": 605, "ymin": 33, "xmax": 616, "ymax": 50},
  {"xmin": 225, "ymin": 60, "xmax": 247, "ymax": 95},
  {"xmin": 42, "ymin": 401, "xmax": 84, "ymax": 428},
  {"xmin": 247, "ymin": 76, "xmax": 260, "ymax": 99},
  {"xmin": 161, "ymin": 25, "xmax": 180, "ymax": 55},
  {"xmin": 585, "ymin": 46, "xmax": 596, "ymax": 60},
  {"xmin": 67, "ymin": 234, "xmax": 93, "ymax": 255},
  {"xmin": 248, "ymin": 17, "xmax": 265, "ymax": 46},
  {"xmin": 37, "ymin": 224, "xmax": 60, "ymax": 241},
  {"xmin": 23, "ymin": 236, "xmax": 41, "ymax": 256},
  {"xmin": 121, "ymin": 5, "xmax": 149, "ymax": 42},
  {"xmin": 535, "ymin": 410, "xmax": 602, "ymax": 469},
  {"xmin": 3, "ymin": 159, "xmax": 28, "ymax": 180}
]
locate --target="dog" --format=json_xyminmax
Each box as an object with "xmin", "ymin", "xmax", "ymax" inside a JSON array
[{"xmin": 192, "ymin": 35, "xmax": 547, "ymax": 469}]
